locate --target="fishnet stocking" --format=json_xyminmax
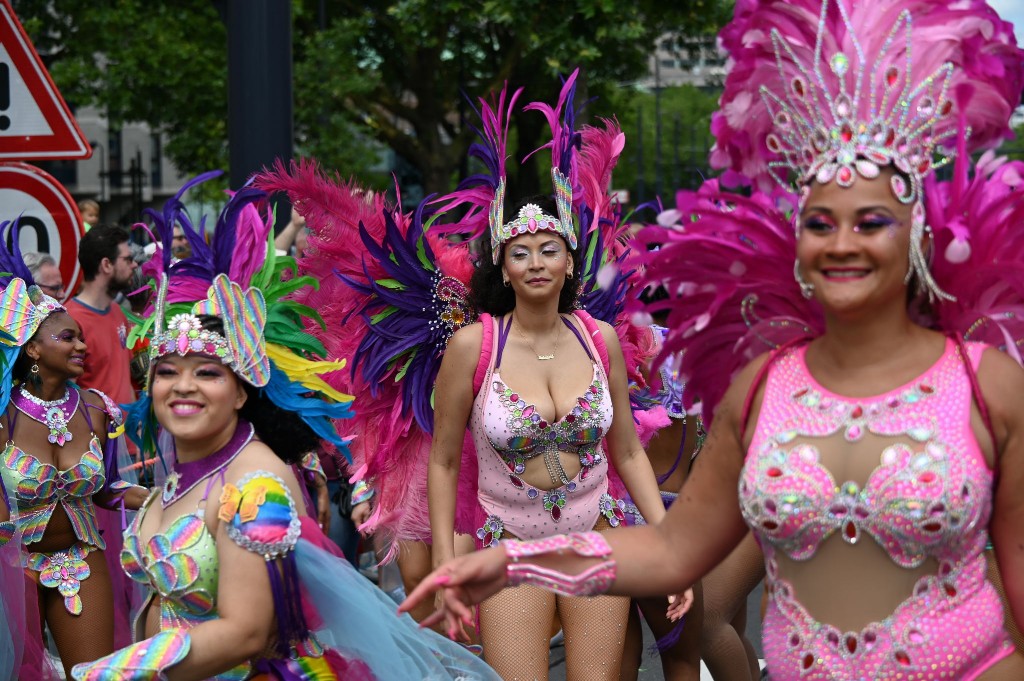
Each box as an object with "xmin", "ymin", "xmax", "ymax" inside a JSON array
[
  {"xmin": 558, "ymin": 590, "xmax": 630, "ymax": 680},
  {"xmin": 479, "ymin": 584, "xmax": 556, "ymax": 680},
  {"xmin": 41, "ymin": 549, "xmax": 115, "ymax": 678},
  {"xmin": 701, "ymin": 532, "xmax": 764, "ymax": 681}
]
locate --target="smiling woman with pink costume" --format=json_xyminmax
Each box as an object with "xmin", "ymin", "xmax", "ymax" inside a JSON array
[{"xmin": 401, "ymin": 1, "xmax": 1024, "ymax": 679}]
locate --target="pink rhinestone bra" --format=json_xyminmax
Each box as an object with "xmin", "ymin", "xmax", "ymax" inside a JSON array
[{"xmin": 740, "ymin": 339, "xmax": 992, "ymax": 568}]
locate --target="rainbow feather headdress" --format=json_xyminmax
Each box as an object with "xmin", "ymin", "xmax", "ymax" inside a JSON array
[
  {"xmin": 127, "ymin": 172, "xmax": 354, "ymax": 456},
  {"xmin": 711, "ymin": 0, "xmax": 1023, "ymax": 302}
]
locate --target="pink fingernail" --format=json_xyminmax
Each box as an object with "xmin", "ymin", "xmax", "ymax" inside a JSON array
[{"xmin": 435, "ymin": 575, "xmax": 451, "ymax": 585}]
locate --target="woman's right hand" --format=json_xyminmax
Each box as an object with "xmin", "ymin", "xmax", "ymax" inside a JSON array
[{"xmin": 400, "ymin": 545, "xmax": 510, "ymax": 639}]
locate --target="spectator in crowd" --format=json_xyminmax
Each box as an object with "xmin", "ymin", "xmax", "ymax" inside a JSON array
[
  {"xmin": 171, "ymin": 224, "xmax": 192, "ymax": 260},
  {"xmin": 77, "ymin": 198, "xmax": 100, "ymax": 230},
  {"xmin": 274, "ymin": 205, "xmax": 309, "ymax": 258},
  {"xmin": 66, "ymin": 225, "xmax": 138, "ymax": 405},
  {"xmin": 22, "ymin": 252, "xmax": 65, "ymax": 300}
]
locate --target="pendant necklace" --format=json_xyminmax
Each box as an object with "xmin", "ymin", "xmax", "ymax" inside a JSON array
[
  {"xmin": 513, "ymin": 313, "xmax": 562, "ymax": 361},
  {"xmin": 162, "ymin": 420, "xmax": 255, "ymax": 507},
  {"xmin": 13, "ymin": 384, "xmax": 80, "ymax": 446}
]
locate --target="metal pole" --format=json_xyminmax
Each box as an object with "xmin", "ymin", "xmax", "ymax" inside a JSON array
[{"xmin": 226, "ymin": 0, "xmax": 293, "ymax": 225}]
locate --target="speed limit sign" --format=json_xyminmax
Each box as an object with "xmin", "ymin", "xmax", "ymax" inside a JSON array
[{"xmin": 0, "ymin": 161, "xmax": 84, "ymax": 297}]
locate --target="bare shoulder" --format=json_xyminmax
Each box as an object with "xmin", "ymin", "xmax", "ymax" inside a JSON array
[
  {"xmin": 446, "ymin": 321, "xmax": 484, "ymax": 364},
  {"xmin": 80, "ymin": 388, "xmax": 107, "ymax": 411},
  {"xmin": 226, "ymin": 440, "xmax": 296, "ymax": 482},
  {"xmin": 592, "ymin": 318, "xmax": 622, "ymax": 350},
  {"xmin": 975, "ymin": 347, "xmax": 1024, "ymax": 430},
  {"xmin": 717, "ymin": 351, "xmax": 774, "ymax": 442}
]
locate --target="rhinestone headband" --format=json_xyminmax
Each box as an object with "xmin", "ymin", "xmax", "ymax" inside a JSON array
[
  {"xmin": 151, "ymin": 313, "xmax": 230, "ymax": 361},
  {"xmin": 149, "ymin": 273, "xmax": 271, "ymax": 387},
  {"xmin": 0, "ymin": 278, "xmax": 66, "ymax": 347},
  {"xmin": 489, "ymin": 168, "xmax": 578, "ymax": 264},
  {"xmin": 762, "ymin": 0, "xmax": 958, "ymax": 301}
]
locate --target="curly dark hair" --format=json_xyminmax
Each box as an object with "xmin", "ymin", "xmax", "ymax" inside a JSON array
[
  {"xmin": 469, "ymin": 195, "xmax": 583, "ymax": 316},
  {"xmin": 194, "ymin": 316, "xmax": 318, "ymax": 464}
]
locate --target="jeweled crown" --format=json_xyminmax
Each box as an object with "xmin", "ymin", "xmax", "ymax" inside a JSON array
[
  {"xmin": 489, "ymin": 168, "xmax": 577, "ymax": 264},
  {"xmin": 761, "ymin": 1, "xmax": 957, "ymax": 205}
]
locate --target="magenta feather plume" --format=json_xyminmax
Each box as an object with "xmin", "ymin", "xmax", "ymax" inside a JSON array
[
  {"xmin": 928, "ymin": 153, "xmax": 1024, "ymax": 364},
  {"xmin": 711, "ymin": 0, "xmax": 1024, "ymax": 189},
  {"xmin": 432, "ymin": 85, "xmax": 522, "ymax": 239},
  {"xmin": 629, "ymin": 182, "xmax": 822, "ymax": 421},
  {"xmin": 578, "ymin": 119, "xmax": 628, "ymax": 229},
  {"xmin": 254, "ymin": 159, "xmax": 484, "ymax": 554}
]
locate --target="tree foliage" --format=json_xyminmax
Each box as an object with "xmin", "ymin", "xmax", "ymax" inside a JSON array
[{"xmin": 13, "ymin": 0, "xmax": 731, "ymax": 200}]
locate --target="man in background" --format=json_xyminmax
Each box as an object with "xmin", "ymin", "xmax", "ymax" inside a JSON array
[
  {"xmin": 22, "ymin": 252, "xmax": 65, "ymax": 300},
  {"xmin": 66, "ymin": 225, "xmax": 138, "ymax": 405}
]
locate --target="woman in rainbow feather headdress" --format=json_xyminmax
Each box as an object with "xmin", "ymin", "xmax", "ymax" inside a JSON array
[
  {"xmin": 0, "ymin": 221, "xmax": 148, "ymax": 680},
  {"xmin": 69, "ymin": 176, "xmax": 500, "ymax": 681},
  {"xmin": 403, "ymin": 1, "xmax": 1024, "ymax": 679}
]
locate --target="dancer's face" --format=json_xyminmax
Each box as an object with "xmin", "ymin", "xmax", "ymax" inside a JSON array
[
  {"xmin": 796, "ymin": 168, "xmax": 915, "ymax": 316},
  {"xmin": 150, "ymin": 354, "xmax": 246, "ymax": 444},
  {"xmin": 501, "ymin": 232, "xmax": 572, "ymax": 303},
  {"xmin": 26, "ymin": 312, "xmax": 87, "ymax": 380}
]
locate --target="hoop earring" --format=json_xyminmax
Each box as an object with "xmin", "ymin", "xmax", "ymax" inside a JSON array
[
  {"xmin": 31, "ymin": 363, "xmax": 39, "ymax": 375},
  {"xmin": 794, "ymin": 260, "xmax": 814, "ymax": 300},
  {"xmin": 566, "ymin": 271, "xmax": 573, "ymax": 280},
  {"xmin": 502, "ymin": 278, "xmax": 510, "ymax": 287}
]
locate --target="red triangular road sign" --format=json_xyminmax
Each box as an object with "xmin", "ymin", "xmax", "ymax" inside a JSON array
[{"xmin": 0, "ymin": 0, "xmax": 91, "ymax": 160}]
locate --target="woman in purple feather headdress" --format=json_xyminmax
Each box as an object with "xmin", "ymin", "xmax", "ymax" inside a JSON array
[{"xmin": 403, "ymin": 1, "xmax": 1024, "ymax": 679}]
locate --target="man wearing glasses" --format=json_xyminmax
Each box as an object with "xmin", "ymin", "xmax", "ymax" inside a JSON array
[
  {"xmin": 66, "ymin": 225, "xmax": 139, "ymax": 406},
  {"xmin": 23, "ymin": 252, "xmax": 65, "ymax": 300}
]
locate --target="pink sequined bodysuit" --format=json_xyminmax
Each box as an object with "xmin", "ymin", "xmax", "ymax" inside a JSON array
[
  {"xmin": 471, "ymin": 314, "xmax": 620, "ymax": 545},
  {"xmin": 740, "ymin": 340, "xmax": 1013, "ymax": 680}
]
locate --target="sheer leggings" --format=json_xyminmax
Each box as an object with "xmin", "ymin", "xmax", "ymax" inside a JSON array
[{"xmin": 479, "ymin": 519, "xmax": 629, "ymax": 680}]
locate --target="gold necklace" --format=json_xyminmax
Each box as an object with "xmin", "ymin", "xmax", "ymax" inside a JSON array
[{"xmin": 513, "ymin": 313, "xmax": 562, "ymax": 361}]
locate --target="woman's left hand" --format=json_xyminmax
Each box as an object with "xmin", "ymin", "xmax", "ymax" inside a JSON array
[
  {"xmin": 124, "ymin": 485, "xmax": 150, "ymax": 511},
  {"xmin": 666, "ymin": 587, "xmax": 694, "ymax": 622}
]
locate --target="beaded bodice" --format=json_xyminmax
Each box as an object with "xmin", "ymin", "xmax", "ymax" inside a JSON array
[
  {"xmin": 121, "ymin": 491, "xmax": 220, "ymax": 631},
  {"xmin": 740, "ymin": 340, "xmax": 992, "ymax": 568},
  {"xmin": 1, "ymin": 437, "xmax": 107, "ymax": 548},
  {"xmin": 487, "ymin": 363, "xmax": 612, "ymax": 465}
]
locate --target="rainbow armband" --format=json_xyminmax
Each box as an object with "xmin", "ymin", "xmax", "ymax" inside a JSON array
[
  {"xmin": 72, "ymin": 628, "xmax": 190, "ymax": 680},
  {"xmin": 504, "ymin": 531, "xmax": 616, "ymax": 597}
]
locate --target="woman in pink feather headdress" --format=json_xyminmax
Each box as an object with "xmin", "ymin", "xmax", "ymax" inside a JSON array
[{"xmin": 403, "ymin": 1, "xmax": 1024, "ymax": 679}]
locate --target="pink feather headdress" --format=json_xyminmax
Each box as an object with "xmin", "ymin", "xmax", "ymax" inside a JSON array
[
  {"xmin": 634, "ymin": 0, "xmax": 1024, "ymax": 420},
  {"xmin": 710, "ymin": 0, "xmax": 1023, "ymax": 301}
]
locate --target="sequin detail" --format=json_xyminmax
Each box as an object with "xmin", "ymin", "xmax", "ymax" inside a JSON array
[
  {"xmin": 222, "ymin": 471, "xmax": 301, "ymax": 560},
  {"xmin": 742, "ymin": 341, "xmax": 1012, "ymax": 679},
  {"xmin": 1, "ymin": 437, "xmax": 107, "ymax": 548},
  {"xmin": 25, "ymin": 543, "xmax": 94, "ymax": 614},
  {"xmin": 476, "ymin": 515, "xmax": 504, "ymax": 547}
]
